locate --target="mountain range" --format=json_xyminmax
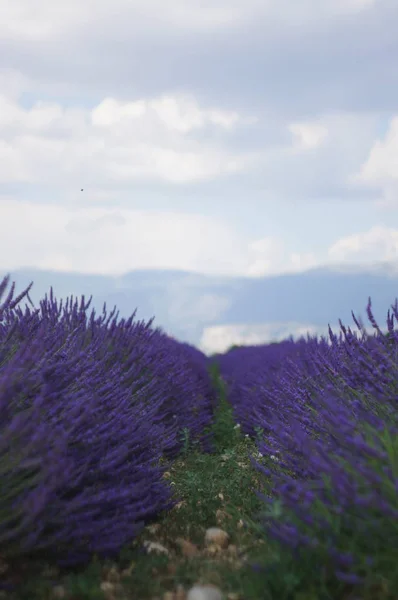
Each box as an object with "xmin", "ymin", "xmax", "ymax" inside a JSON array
[{"xmin": 1, "ymin": 262, "xmax": 397, "ymax": 355}]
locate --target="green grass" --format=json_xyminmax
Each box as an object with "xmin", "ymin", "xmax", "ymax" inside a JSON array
[{"xmin": 0, "ymin": 366, "xmax": 394, "ymax": 600}]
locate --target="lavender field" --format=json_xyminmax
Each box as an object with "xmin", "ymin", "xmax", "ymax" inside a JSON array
[{"xmin": 0, "ymin": 274, "xmax": 396, "ymax": 600}]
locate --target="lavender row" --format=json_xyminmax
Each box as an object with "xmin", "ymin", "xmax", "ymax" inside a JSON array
[
  {"xmin": 211, "ymin": 301, "xmax": 397, "ymax": 590},
  {"xmin": 0, "ymin": 276, "xmax": 217, "ymax": 567}
]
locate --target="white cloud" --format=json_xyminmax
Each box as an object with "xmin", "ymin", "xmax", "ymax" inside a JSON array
[
  {"xmin": 289, "ymin": 252, "xmax": 318, "ymax": 271},
  {"xmin": 0, "ymin": 198, "xmax": 252, "ymax": 275},
  {"xmin": 246, "ymin": 238, "xmax": 284, "ymax": 276},
  {"xmin": 199, "ymin": 322, "xmax": 340, "ymax": 355},
  {"xmin": 245, "ymin": 237, "xmax": 318, "ymax": 277},
  {"xmin": 351, "ymin": 116, "xmax": 398, "ymax": 207},
  {"xmin": 328, "ymin": 226, "xmax": 398, "ymax": 264},
  {"xmin": 3, "ymin": 183, "xmax": 397, "ymax": 278},
  {"xmin": 91, "ymin": 95, "xmax": 253, "ymax": 133},
  {"xmin": 289, "ymin": 122, "xmax": 329, "ymax": 150},
  {"xmin": 0, "ymin": 90, "xmax": 260, "ymax": 186},
  {"xmin": 199, "ymin": 316, "xmax": 387, "ymax": 355}
]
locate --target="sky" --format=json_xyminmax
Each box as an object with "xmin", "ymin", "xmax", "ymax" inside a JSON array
[{"xmin": 1, "ymin": 0, "xmax": 398, "ymax": 282}]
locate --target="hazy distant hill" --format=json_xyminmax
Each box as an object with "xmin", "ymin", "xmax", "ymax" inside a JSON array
[{"xmin": 1, "ymin": 263, "xmax": 397, "ymax": 353}]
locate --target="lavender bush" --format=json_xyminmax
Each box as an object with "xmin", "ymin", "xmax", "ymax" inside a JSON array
[
  {"xmin": 222, "ymin": 299, "xmax": 398, "ymax": 594},
  {"xmin": 0, "ymin": 276, "xmax": 217, "ymax": 567}
]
